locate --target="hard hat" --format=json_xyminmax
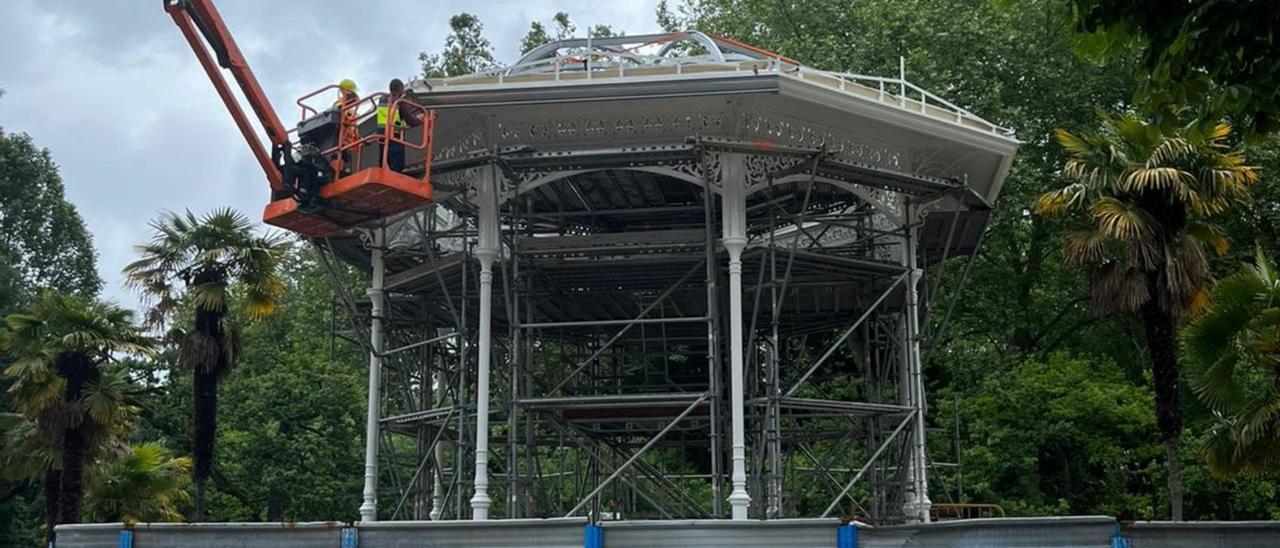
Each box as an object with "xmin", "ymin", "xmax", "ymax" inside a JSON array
[{"xmin": 338, "ymin": 78, "xmax": 358, "ymax": 92}]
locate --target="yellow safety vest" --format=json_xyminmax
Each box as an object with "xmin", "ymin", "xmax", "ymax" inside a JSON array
[{"xmin": 376, "ymin": 102, "xmax": 406, "ymax": 128}]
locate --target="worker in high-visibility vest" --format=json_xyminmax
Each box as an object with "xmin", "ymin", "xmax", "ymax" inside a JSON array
[
  {"xmin": 332, "ymin": 78, "xmax": 360, "ymax": 174},
  {"xmin": 377, "ymin": 78, "xmax": 424, "ymax": 173}
]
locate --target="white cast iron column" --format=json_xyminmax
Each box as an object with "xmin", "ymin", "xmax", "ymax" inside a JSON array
[
  {"xmin": 471, "ymin": 165, "xmax": 499, "ymax": 520},
  {"xmin": 359, "ymin": 227, "xmax": 386, "ymax": 522},
  {"xmin": 429, "ymin": 348, "xmax": 446, "ymax": 521},
  {"xmin": 721, "ymin": 154, "xmax": 752, "ymax": 519},
  {"xmin": 900, "ymin": 206, "xmax": 932, "ymax": 523}
]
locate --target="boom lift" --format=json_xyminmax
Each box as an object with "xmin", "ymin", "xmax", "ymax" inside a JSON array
[{"xmin": 163, "ymin": 0, "xmax": 435, "ymax": 237}]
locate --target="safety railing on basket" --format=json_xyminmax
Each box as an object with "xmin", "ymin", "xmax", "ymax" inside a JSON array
[{"xmin": 293, "ymin": 86, "xmax": 434, "ymax": 182}]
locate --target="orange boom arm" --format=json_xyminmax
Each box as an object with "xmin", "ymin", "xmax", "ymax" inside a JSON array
[{"xmin": 163, "ymin": 0, "xmax": 289, "ymax": 191}]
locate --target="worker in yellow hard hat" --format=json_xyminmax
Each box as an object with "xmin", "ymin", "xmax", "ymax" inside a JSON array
[{"xmin": 332, "ymin": 78, "xmax": 360, "ymax": 175}]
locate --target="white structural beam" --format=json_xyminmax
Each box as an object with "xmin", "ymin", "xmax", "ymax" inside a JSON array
[
  {"xmin": 721, "ymin": 154, "xmax": 752, "ymax": 520},
  {"xmin": 360, "ymin": 227, "xmax": 386, "ymax": 522},
  {"xmin": 471, "ymin": 165, "xmax": 500, "ymax": 520},
  {"xmin": 900, "ymin": 205, "xmax": 932, "ymax": 523}
]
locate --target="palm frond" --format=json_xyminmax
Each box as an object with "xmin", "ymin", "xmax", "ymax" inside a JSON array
[
  {"xmin": 1063, "ymin": 227, "xmax": 1112, "ymax": 264},
  {"xmin": 1184, "ymin": 248, "xmax": 1280, "ymax": 479},
  {"xmin": 1090, "ymin": 197, "xmax": 1155, "ymax": 243},
  {"xmin": 1146, "ymin": 137, "xmax": 1194, "ymax": 167},
  {"xmin": 81, "ymin": 367, "xmax": 132, "ymax": 427},
  {"xmin": 1091, "ymin": 264, "xmax": 1149, "ymax": 314}
]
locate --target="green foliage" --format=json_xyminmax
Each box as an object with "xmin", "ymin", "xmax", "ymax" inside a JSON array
[
  {"xmin": 3, "ymin": 293, "xmax": 152, "ymax": 433},
  {"xmin": 1068, "ymin": 0, "xmax": 1280, "ymax": 136},
  {"xmin": 140, "ymin": 245, "xmax": 366, "ymax": 521},
  {"xmin": 1183, "ymin": 248, "xmax": 1280, "ymax": 479},
  {"xmin": 84, "ymin": 443, "xmax": 191, "ymax": 523},
  {"xmin": 0, "ymin": 131, "xmax": 102, "ymax": 313},
  {"xmin": 521, "ymin": 12, "xmax": 577, "ymax": 54},
  {"xmin": 1, "ymin": 292, "xmax": 152, "ymax": 531},
  {"xmin": 419, "ymin": 13, "xmax": 498, "ymax": 78},
  {"xmin": 0, "ymin": 128, "xmax": 103, "ymax": 545},
  {"xmin": 954, "ymin": 354, "xmax": 1159, "ymax": 518}
]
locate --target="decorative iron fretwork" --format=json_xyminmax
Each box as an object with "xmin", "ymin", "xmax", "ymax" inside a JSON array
[
  {"xmin": 495, "ymin": 112, "xmax": 725, "ymax": 144},
  {"xmin": 434, "ymin": 166, "xmax": 480, "ymax": 194},
  {"xmin": 744, "ymin": 153, "xmax": 813, "ymax": 187},
  {"xmin": 436, "ymin": 127, "xmax": 486, "ymax": 163},
  {"xmin": 739, "ymin": 112, "xmax": 903, "ymax": 170},
  {"xmin": 689, "ymin": 150, "xmax": 722, "ymax": 188}
]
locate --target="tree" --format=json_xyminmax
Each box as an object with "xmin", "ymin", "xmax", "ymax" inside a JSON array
[
  {"xmin": 588, "ymin": 24, "xmax": 618, "ymax": 39},
  {"xmin": 123, "ymin": 209, "xmax": 285, "ymax": 520},
  {"xmin": 1183, "ymin": 248, "xmax": 1280, "ymax": 479},
  {"xmin": 84, "ymin": 443, "xmax": 191, "ymax": 523},
  {"xmin": 955, "ymin": 354, "xmax": 1159, "ymax": 517},
  {"xmin": 520, "ymin": 12, "xmax": 577, "ymax": 54},
  {"xmin": 1036, "ymin": 114, "xmax": 1259, "ymax": 519},
  {"xmin": 2, "ymin": 293, "xmax": 151, "ymax": 529},
  {"xmin": 419, "ymin": 13, "xmax": 497, "ymax": 78},
  {"xmin": 519, "ymin": 22, "xmax": 551, "ymax": 55},
  {"xmin": 139, "ymin": 245, "xmax": 366, "ymax": 521},
  {"xmin": 0, "ymin": 132, "xmax": 102, "ymax": 312},
  {"xmin": 1, "ymin": 130, "xmax": 103, "ymax": 544},
  {"xmin": 1068, "ymin": 0, "xmax": 1280, "ymax": 136}
]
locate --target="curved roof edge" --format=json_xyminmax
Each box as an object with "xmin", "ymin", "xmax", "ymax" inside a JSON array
[{"xmin": 417, "ymin": 30, "xmax": 1016, "ymax": 140}]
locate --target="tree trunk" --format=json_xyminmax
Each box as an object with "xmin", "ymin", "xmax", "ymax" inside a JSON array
[
  {"xmin": 55, "ymin": 353, "xmax": 94, "ymax": 526},
  {"xmin": 191, "ymin": 303, "xmax": 227, "ymax": 521},
  {"xmin": 59, "ymin": 425, "xmax": 86, "ymax": 524},
  {"xmin": 194, "ymin": 480, "xmax": 207, "ymax": 522},
  {"xmin": 43, "ymin": 469, "xmax": 60, "ymax": 543},
  {"xmin": 1166, "ymin": 438, "xmax": 1184, "ymax": 521},
  {"xmin": 1140, "ymin": 298, "xmax": 1183, "ymax": 521},
  {"xmin": 192, "ymin": 367, "xmax": 217, "ymax": 520}
]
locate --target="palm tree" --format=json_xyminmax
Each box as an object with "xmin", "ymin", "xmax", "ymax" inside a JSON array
[
  {"xmin": 1035, "ymin": 114, "xmax": 1258, "ymax": 520},
  {"xmin": 123, "ymin": 208, "xmax": 285, "ymax": 520},
  {"xmin": 85, "ymin": 442, "xmax": 192, "ymax": 523},
  {"xmin": 1182, "ymin": 248, "xmax": 1280, "ymax": 478},
  {"xmin": 2, "ymin": 292, "xmax": 152, "ymax": 529}
]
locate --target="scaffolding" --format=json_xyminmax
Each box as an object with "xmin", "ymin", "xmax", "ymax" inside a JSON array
[{"xmin": 316, "ymin": 32, "xmax": 1019, "ymax": 525}]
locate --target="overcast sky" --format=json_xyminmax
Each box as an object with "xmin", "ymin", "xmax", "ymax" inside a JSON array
[{"xmin": 0, "ymin": 0, "xmax": 662, "ymax": 310}]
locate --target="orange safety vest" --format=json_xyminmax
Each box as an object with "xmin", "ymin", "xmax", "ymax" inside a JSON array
[{"xmin": 334, "ymin": 91, "xmax": 360, "ymax": 146}]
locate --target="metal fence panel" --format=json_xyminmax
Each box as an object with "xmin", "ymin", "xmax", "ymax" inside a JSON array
[
  {"xmin": 601, "ymin": 518, "xmax": 840, "ymax": 548},
  {"xmin": 1128, "ymin": 521, "xmax": 1280, "ymax": 548},
  {"xmin": 56, "ymin": 522, "xmax": 345, "ymax": 548},
  {"xmin": 52, "ymin": 523, "xmax": 120, "ymax": 548},
  {"xmin": 357, "ymin": 518, "xmax": 586, "ymax": 548},
  {"xmin": 55, "ymin": 516, "xmax": 1280, "ymax": 547},
  {"xmin": 859, "ymin": 516, "xmax": 1117, "ymax": 548}
]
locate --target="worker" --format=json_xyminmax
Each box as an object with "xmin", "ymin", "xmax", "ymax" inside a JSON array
[
  {"xmin": 376, "ymin": 78, "xmax": 424, "ymax": 173},
  {"xmin": 273, "ymin": 141, "xmax": 332, "ymax": 212},
  {"xmin": 332, "ymin": 78, "xmax": 360, "ymax": 174}
]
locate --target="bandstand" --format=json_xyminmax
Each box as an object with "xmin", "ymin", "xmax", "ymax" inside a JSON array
[
  {"xmin": 54, "ymin": 26, "xmax": 1280, "ymax": 548},
  {"xmin": 317, "ymin": 31, "xmax": 1019, "ymax": 526}
]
